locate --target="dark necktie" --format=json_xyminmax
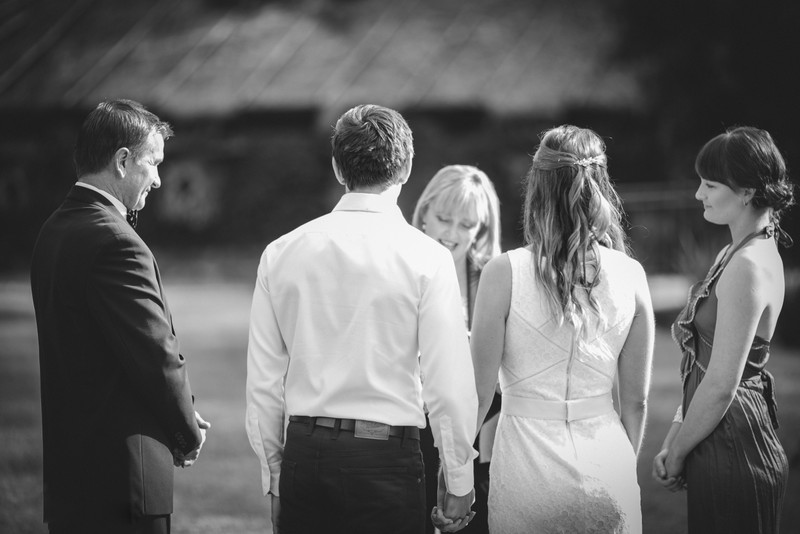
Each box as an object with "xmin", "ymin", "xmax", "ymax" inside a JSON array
[{"xmin": 126, "ymin": 210, "xmax": 138, "ymax": 229}]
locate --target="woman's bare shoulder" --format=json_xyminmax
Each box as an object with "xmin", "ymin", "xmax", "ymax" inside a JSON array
[
  {"xmin": 719, "ymin": 240, "xmax": 784, "ymax": 296},
  {"xmin": 481, "ymin": 251, "xmax": 512, "ymax": 282}
]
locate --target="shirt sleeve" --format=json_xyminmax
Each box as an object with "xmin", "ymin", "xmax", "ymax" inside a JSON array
[
  {"xmin": 418, "ymin": 254, "xmax": 479, "ymax": 497},
  {"xmin": 245, "ymin": 250, "xmax": 290, "ymax": 496}
]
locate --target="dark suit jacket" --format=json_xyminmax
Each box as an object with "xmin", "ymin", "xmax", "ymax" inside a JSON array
[{"xmin": 30, "ymin": 185, "xmax": 202, "ymax": 524}]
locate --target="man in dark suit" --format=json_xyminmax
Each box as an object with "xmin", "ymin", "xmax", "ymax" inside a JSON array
[{"xmin": 30, "ymin": 99, "xmax": 209, "ymax": 534}]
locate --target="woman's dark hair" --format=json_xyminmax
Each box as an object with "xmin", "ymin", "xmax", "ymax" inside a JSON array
[{"xmin": 696, "ymin": 126, "xmax": 795, "ymax": 245}]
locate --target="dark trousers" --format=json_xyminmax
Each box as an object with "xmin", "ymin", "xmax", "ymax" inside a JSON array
[
  {"xmin": 279, "ymin": 419, "xmax": 426, "ymax": 534},
  {"xmin": 49, "ymin": 514, "xmax": 170, "ymax": 534},
  {"xmin": 420, "ymin": 420, "xmax": 440, "ymax": 534}
]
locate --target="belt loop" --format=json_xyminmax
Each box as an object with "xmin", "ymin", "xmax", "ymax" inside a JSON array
[
  {"xmin": 306, "ymin": 416, "xmax": 316, "ymax": 436},
  {"xmin": 331, "ymin": 418, "xmax": 342, "ymax": 440},
  {"xmin": 401, "ymin": 426, "xmax": 409, "ymax": 448}
]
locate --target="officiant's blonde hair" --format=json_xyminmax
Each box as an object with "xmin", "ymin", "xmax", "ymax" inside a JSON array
[{"xmin": 412, "ymin": 165, "xmax": 501, "ymax": 270}]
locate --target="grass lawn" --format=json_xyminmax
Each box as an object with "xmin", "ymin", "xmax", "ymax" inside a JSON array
[{"xmin": 2, "ymin": 270, "xmax": 799, "ymax": 533}]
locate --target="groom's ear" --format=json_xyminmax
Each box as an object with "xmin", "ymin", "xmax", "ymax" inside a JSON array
[
  {"xmin": 332, "ymin": 157, "xmax": 346, "ymax": 187},
  {"xmin": 396, "ymin": 160, "xmax": 412, "ymax": 185}
]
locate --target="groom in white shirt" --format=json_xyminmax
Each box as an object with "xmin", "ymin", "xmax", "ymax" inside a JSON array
[{"xmin": 245, "ymin": 104, "xmax": 478, "ymax": 533}]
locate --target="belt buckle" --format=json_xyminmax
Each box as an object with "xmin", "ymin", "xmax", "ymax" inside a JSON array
[{"xmin": 353, "ymin": 420, "xmax": 390, "ymax": 440}]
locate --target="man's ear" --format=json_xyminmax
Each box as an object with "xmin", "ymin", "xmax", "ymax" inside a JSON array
[
  {"xmin": 113, "ymin": 147, "xmax": 130, "ymax": 177},
  {"xmin": 397, "ymin": 160, "xmax": 412, "ymax": 185},
  {"xmin": 331, "ymin": 157, "xmax": 346, "ymax": 186}
]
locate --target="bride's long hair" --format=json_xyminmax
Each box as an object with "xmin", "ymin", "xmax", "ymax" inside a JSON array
[{"xmin": 523, "ymin": 125, "xmax": 628, "ymax": 331}]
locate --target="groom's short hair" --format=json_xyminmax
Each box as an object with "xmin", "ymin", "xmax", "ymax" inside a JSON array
[{"xmin": 331, "ymin": 104, "xmax": 414, "ymax": 191}]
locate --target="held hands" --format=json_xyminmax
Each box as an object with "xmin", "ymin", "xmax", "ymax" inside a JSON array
[
  {"xmin": 174, "ymin": 411, "xmax": 211, "ymax": 468},
  {"xmin": 652, "ymin": 448, "xmax": 686, "ymax": 492},
  {"xmin": 431, "ymin": 468, "xmax": 476, "ymax": 532}
]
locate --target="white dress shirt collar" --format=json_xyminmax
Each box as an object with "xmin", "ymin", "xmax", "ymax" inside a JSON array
[
  {"xmin": 75, "ymin": 182, "xmax": 127, "ymax": 217},
  {"xmin": 333, "ymin": 192, "xmax": 404, "ymax": 218}
]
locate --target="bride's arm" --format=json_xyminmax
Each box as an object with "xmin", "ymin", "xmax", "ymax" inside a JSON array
[
  {"xmin": 470, "ymin": 254, "xmax": 511, "ymax": 437},
  {"xmin": 617, "ymin": 261, "xmax": 655, "ymax": 456}
]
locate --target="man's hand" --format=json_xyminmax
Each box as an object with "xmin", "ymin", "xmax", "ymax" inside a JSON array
[
  {"xmin": 430, "ymin": 467, "xmax": 475, "ymax": 532},
  {"xmin": 174, "ymin": 411, "xmax": 211, "ymax": 468}
]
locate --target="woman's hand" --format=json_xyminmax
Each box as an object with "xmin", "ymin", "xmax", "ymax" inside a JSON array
[
  {"xmin": 652, "ymin": 448, "xmax": 686, "ymax": 492},
  {"xmin": 665, "ymin": 449, "xmax": 685, "ymax": 477}
]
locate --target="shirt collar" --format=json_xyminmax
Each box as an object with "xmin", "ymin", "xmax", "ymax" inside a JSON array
[
  {"xmin": 75, "ymin": 182, "xmax": 128, "ymax": 217},
  {"xmin": 332, "ymin": 192, "xmax": 404, "ymax": 218}
]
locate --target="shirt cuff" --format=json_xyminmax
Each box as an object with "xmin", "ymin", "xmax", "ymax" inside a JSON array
[
  {"xmin": 444, "ymin": 459, "xmax": 475, "ymax": 497},
  {"xmin": 262, "ymin": 462, "xmax": 281, "ymax": 497}
]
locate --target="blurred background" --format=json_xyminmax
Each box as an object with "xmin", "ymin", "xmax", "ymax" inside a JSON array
[{"xmin": 1, "ymin": 0, "xmax": 799, "ymax": 532}]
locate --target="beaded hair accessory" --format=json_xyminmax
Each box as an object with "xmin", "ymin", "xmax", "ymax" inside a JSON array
[
  {"xmin": 575, "ymin": 155, "xmax": 606, "ymax": 167},
  {"xmin": 531, "ymin": 145, "xmax": 607, "ymax": 170}
]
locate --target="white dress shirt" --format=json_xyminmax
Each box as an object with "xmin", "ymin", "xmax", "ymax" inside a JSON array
[{"xmin": 246, "ymin": 192, "xmax": 478, "ymax": 497}]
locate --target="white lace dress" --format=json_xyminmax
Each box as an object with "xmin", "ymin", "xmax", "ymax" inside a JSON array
[{"xmin": 488, "ymin": 247, "xmax": 643, "ymax": 534}]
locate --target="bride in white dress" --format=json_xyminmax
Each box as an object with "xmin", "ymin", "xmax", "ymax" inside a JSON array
[{"xmin": 470, "ymin": 125, "xmax": 655, "ymax": 534}]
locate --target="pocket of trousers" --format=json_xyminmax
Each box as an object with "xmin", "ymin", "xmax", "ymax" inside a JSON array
[{"xmin": 340, "ymin": 466, "xmax": 423, "ymax": 517}]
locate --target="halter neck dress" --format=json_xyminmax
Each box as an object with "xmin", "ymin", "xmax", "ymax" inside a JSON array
[{"xmin": 671, "ymin": 228, "xmax": 789, "ymax": 533}]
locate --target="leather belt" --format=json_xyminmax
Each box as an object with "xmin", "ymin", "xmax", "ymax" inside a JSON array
[
  {"xmin": 501, "ymin": 393, "xmax": 614, "ymax": 422},
  {"xmin": 288, "ymin": 416, "xmax": 420, "ymax": 440}
]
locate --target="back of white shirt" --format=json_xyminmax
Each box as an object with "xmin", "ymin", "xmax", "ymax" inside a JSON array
[{"xmin": 246, "ymin": 192, "xmax": 478, "ymax": 497}]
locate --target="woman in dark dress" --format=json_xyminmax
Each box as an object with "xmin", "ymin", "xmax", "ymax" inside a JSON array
[
  {"xmin": 412, "ymin": 165, "xmax": 501, "ymax": 533},
  {"xmin": 652, "ymin": 127, "xmax": 794, "ymax": 533}
]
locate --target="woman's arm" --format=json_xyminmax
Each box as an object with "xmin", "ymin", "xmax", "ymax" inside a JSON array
[
  {"xmin": 664, "ymin": 254, "xmax": 766, "ymax": 477},
  {"xmin": 469, "ymin": 254, "xmax": 511, "ymax": 436},
  {"xmin": 617, "ymin": 262, "xmax": 655, "ymax": 456}
]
